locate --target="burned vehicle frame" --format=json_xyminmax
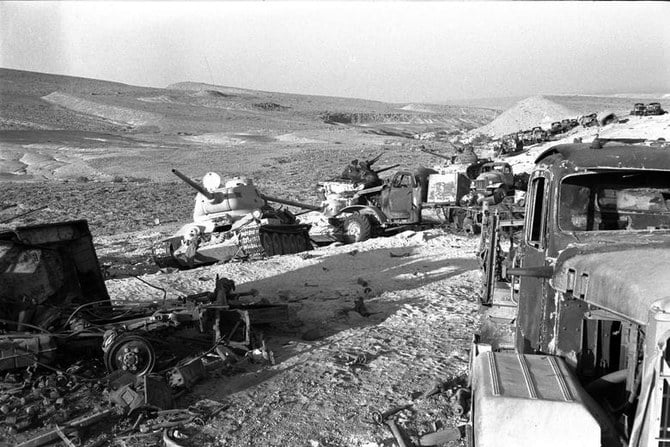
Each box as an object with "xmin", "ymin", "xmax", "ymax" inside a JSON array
[{"xmin": 0, "ymin": 220, "xmax": 286, "ymax": 377}]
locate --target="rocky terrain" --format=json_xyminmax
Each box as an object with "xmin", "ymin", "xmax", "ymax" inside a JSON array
[
  {"xmin": 1, "ymin": 68, "xmax": 669, "ymax": 447},
  {"xmin": 0, "ymin": 68, "xmax": 497, "ymax": 184}
]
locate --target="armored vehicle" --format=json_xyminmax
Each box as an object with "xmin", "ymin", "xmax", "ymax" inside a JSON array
[
  {"xmin": 469, "ymin": 139, "xmax": 670, "ymax": 447},
  {"xmin": 156, "ymin": 170, "xmax": 317, "ymax": 268}
]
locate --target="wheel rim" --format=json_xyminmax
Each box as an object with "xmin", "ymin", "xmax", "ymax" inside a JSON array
[
  {"xmin": 271, "ymin": 233, "xmax": 283, "ymax": 255},
  {"xmin": 288, "ymin": 234, "xmax": 299, "ymax": 253},
  {"xmin": 347, "ymin": 222, "xmax": 361, "ymax": 240},
  {"xmin": 105, "ymin": 336, "xmax": 156, "ymax": 375},
  {"xmin": 261, "ymin": 233, "xmax": 274, "ymax": 256}
]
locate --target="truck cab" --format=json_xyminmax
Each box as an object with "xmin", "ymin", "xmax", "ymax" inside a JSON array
[
  {"xmin": 382, "ymin": 170, "xmax": 423, "ymax": 222},
  {"xmin": 463, "ymin": 161, "xmax": 515, "ymax": 205},
  {"xmin": 471, "ymin": 141, "xmax": 670, "ymax": 447}
]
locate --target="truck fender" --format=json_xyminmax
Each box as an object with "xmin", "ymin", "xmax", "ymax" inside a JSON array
[{"xmin": 335, "ymin": 205, "xmax": 388, "ymax": 225}]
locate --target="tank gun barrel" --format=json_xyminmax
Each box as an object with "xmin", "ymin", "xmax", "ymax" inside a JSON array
[
  {"xmin": 172, "ymin": 169, "xmax": 214, "ymax": 200},
  {"xmin": 374, "ymin": 164, "xmax": 400, "ymax": 175},
  {"xmin": 260, "ymin": 194, "xmax": 322, "ymax": 212},
  {"xmin": 367, "ymin": 152, "xmax": 384, "ymax": 167},
  {"xmin": 420, "ymin": 148, "xmax": 453, "ymax": 161}
]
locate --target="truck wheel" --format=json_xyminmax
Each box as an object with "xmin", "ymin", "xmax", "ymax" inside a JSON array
[
  {"xmin": 343, "ymin": 214, "xmax": 373, "ymax": 243},
  {"xmin": 104, "ymin": 335, "xmax": 156, "ymax": 375}
]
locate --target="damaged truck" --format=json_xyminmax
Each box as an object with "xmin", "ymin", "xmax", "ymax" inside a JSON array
[{"xmin": 469, "ymin": 139, "xmax": 670, "ymax": 446}]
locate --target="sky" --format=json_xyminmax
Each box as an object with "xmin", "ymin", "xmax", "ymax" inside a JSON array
[{"xmin": 1, "ymin": 1, "xmax": 668, "ymax": 103}]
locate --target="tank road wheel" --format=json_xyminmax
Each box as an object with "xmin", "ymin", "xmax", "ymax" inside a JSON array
[
  {"xmin": 283, "ymin": 233, "xmax": 296, "ymax": 254},
  {"xmin": 261, "ymin": 232, "xmax": 275, "ymax": 256},
  {"xmin": 287, "ymin": 234, "xmax": 300, "ymax": 253},
  {"xmin": 104, "ymin": 335, "xmax": 156, "ymax": 376},
  {"xmin": 270, "ymin": 233, "xmax": 284, "ymax": 255},
  {"xmin": 343, "ymin": 214, "xmax": 373, "ymax": 244},
  {"xmin": 293, "ymin": 233, "xmax": 311, "ymax": 252}
]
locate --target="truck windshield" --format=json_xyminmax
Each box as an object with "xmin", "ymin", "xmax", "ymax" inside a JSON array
[{"xmin": 559, "ymin": 171, "xmax": 670, "ymax": 232}]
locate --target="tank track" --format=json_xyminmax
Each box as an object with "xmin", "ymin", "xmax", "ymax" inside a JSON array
[
  {"xmin": 239, "ymin": 223, "xmax": 312, "ymax": 257},
  {"xmin": 238, "ymin": 223, "xmax": 265, "ymax": 257}
]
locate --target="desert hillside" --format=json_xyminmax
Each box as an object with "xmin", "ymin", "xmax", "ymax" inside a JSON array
[{"xmin": 0, "ymin": 68, "xmax": 496, "ymax": 179}]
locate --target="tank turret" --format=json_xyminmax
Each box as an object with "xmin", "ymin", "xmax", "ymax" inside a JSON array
[{"xmin": 173, "ymin": 169, "xmax": 266, "ymax": 225}]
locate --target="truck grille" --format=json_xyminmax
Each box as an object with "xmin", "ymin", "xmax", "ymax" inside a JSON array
[{"xmin": 474, "ymin": 180, "xmax": 487, "ymax": 190}]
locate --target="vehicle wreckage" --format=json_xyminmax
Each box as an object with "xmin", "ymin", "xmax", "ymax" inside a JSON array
[
  {"xmin": 449, "ymin": 138, "xmax": 670, "ymax": 447},
  {"xmin": 153, "ymin": 169, "xmax": 319, "ymax": 268},
  {"xmin": 1, "ymin": 219, "xmax": 285, "ymax": 373},
  {"xmin": 0, "ymin": 219, "xmax": 289, "ymax": 444}
]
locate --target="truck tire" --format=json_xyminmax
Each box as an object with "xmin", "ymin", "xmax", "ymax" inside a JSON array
[{"xmin": 343, "ymin": 214, "xmax": 374, "ymax": 243}]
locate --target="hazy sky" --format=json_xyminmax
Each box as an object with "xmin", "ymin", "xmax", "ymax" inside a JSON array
[{"xmin": 1, "ymin": 1, "xmax": 668, "ymax": 103}]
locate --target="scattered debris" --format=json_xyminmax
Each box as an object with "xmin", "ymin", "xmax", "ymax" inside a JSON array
[{"xmin": 0, "ymin": 220, "xmax": 292, "ymax": 444}]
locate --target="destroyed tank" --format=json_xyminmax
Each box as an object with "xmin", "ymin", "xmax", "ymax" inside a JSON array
[{"xmin": 153, "ymin": 169, "xmax": 319, "ymax": 268}]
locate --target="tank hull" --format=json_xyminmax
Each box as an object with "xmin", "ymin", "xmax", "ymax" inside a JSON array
[{"xmin": 154, "ymin": 222, "xmax": 312, "ymax": 268}]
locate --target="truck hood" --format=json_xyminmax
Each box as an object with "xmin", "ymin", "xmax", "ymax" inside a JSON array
[{"xmin": 552, "ymin": 239, "xmax": 670, "ymax": 325}]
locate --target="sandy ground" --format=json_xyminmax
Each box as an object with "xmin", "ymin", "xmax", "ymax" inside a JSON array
[{"xmin": 98, "ymin": 229, "xmax": 481, "ymax": 447}]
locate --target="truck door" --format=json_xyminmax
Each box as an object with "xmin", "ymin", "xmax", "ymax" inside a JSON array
[
  {"xmin": 515, "ymin": 174, "xmax": 551, "ymax": 354},
  {"xmin": 386, "ymin": 172, "xmax": 417, "ymax": 221}
]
